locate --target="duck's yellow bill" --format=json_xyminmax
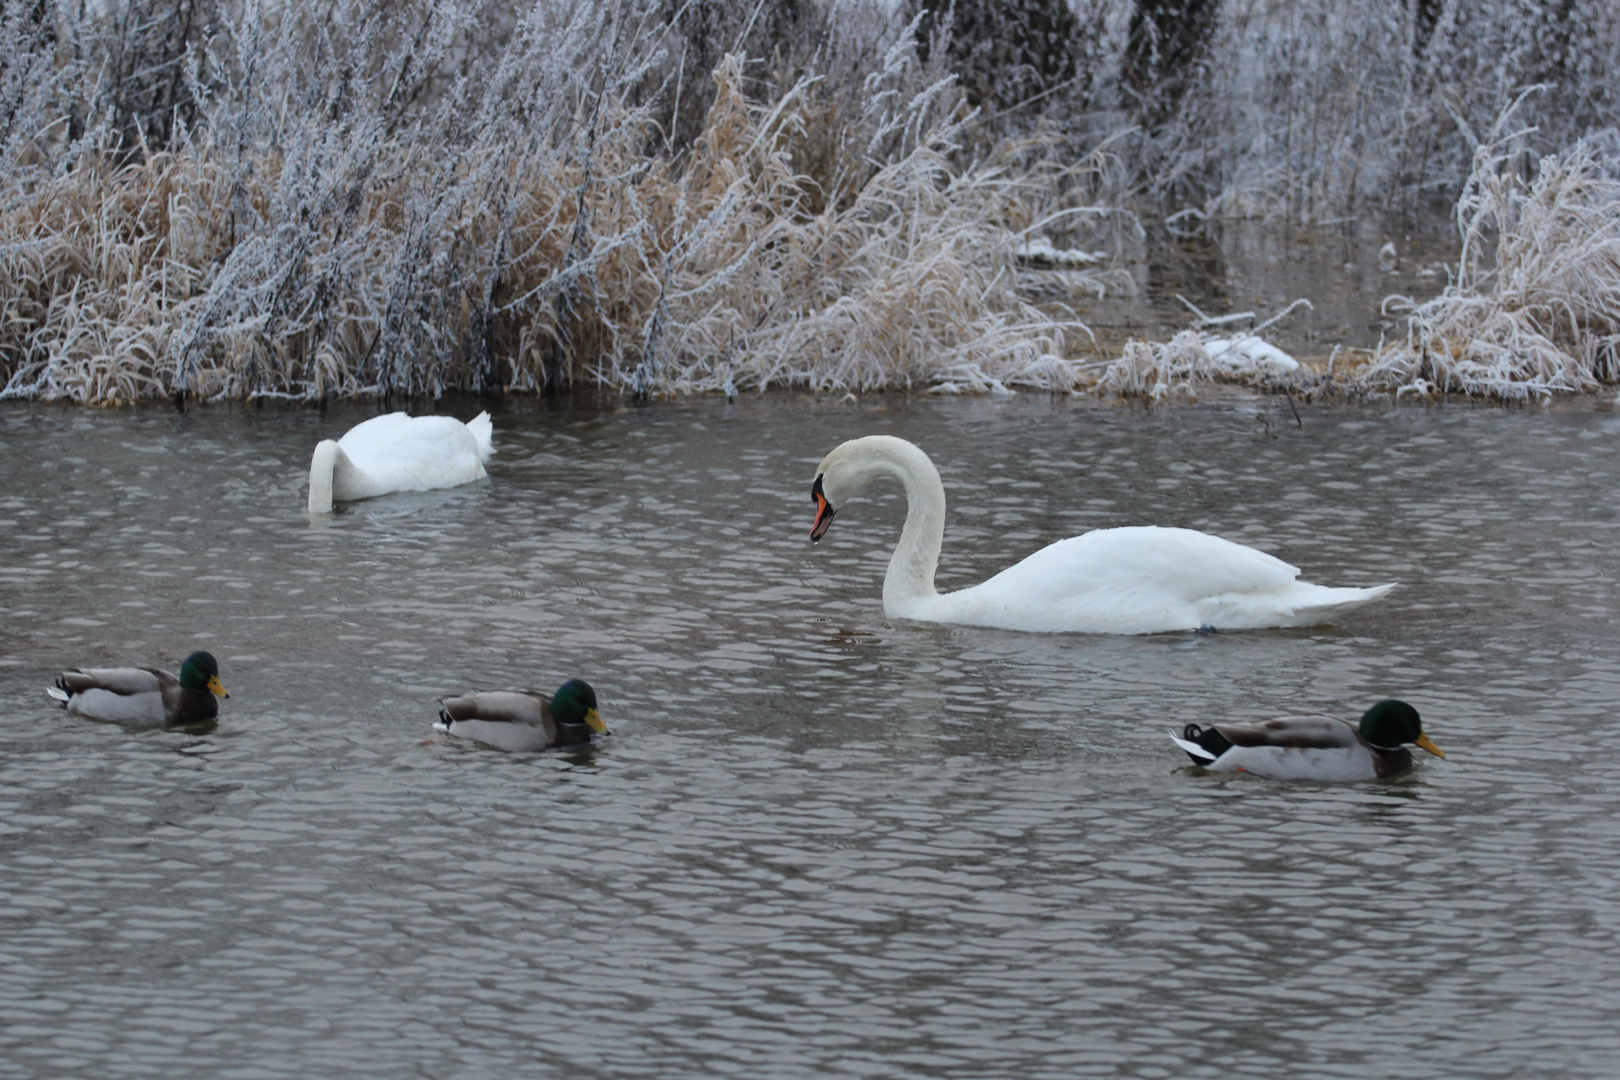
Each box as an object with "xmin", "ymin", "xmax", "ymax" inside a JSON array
[
  {"xmin": 1415, "ymin": 733, "xmax": 1444, "ymax": 759},
  {"xmin": 208, "ymin": 676, "xmax": 230, "ymax": 699},
  {"xmin": 585, "ymin": 708, "xmax": 608, "ymax": 735}
]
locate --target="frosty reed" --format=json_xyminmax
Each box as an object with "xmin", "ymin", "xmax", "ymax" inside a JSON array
[{"xmin": 0, "ymin": 0, "xmax": 1613, "ymax": 404}]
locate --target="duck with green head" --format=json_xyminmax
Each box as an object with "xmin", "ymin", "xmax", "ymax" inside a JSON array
[
  {"xmin": 1170, "ymin": 700, "xmax": 1444, "ymax": 780},
  {"xmin": 435, "ymin": 679, "xmax": 607, "ymax": 752},
  {"xmin": 47, "ymin": 651, "xmax": 230, "ymax": 729}
]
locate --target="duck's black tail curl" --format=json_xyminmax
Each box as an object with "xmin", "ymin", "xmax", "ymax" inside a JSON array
[{"xmin": 1182, "ymin": 723, "xmax": 1233, "ymax": 759}]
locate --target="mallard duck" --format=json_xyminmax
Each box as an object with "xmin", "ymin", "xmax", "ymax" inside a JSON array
[
  {"xmin": 46, "ymin": 651, "xmax": 229, "ymax": 728},
  {"xmin": 1169, "ymin": 700, "xmax": 1445, "ymax": 780},
  {"xmin": 434, "ymin": 680, "xmax": 606, "ymax": 752},
  {"xmin": 307, "ymin": 411, "xmax": 494, "ymax": 513},
  {"xmin": 808, "ymin": 435, "xmax": 1394, "ymax": 634}
]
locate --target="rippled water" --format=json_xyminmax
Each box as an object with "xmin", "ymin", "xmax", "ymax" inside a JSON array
[{"xmin": 3, "ymin": 395, "xmax": 1619, "ymax": 1078}]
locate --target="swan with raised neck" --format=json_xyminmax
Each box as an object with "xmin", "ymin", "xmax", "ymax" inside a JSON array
[{"xmin": 808, "ymin": 435, "xmax": 1395, "ymax": 635}]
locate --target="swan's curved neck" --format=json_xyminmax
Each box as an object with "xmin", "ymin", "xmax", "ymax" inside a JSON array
[
  {"xmin": 875, "ymin": 443, "xmax": 947, "ymax": 612},
  {"xmin": 308, "ymin": 440, "xmax": 344, "ymax": 513}
]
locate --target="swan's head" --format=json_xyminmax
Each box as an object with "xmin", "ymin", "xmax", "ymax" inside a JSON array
[
  {"xmin": 809, "ymin": 435, "xmax": 934, "ymax": 543},
  {"xmin": 1359, "ymin": 699, "xmax": 1443, "ymax": 758},
  {"xmin": 179, "ymin": 651, "xmax": 230, "ymax": 698},
  {"xmin": 552, "ymin": 680, "xmax": 607, "ymax": 734}
]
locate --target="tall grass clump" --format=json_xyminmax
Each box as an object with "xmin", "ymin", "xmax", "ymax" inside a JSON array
[{"xmin": 1364, "ymin": 134, "xmax": 1620, "ymax": 398}]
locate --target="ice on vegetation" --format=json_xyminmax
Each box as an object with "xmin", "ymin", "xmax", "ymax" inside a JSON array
[
  {"xmin": 0, "ymin": 0, "xmax": 1613, "ymax": 403},
  {"xmin": 1366, "ymin": 136, "xmax": 1620, "ymax": 400},
  {"xmin": 1015, "ymin": 237, "xmax": 1105, "ymax": 269},
  {"xmin": 1201, "ymin": 336, "xmax": 1300, "ymax": 373}
]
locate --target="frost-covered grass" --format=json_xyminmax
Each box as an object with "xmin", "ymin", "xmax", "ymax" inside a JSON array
[
  {"xmin": 1363, "ymin": 136, "xmax": 1620, "ymax": 399},
  {"xmin": 0, "ymin": 0, "xmax": 1615, "ymax": 404},
  {"xmin": 1094, "ymin": 301, "xmax": 1313, "ymax": 400},
  {"xmin": 0, "ymin": 3, "xmax": 1102, "ymax": 403},
  {"xmin": 0, "ymin": 56, "xmax": 1092, "ymax": 401}
]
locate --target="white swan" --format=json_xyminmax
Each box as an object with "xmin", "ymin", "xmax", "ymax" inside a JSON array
[
  {"xmin": 307, "ymin": 411, "xmax": 494, "ymax": 513},
  {"xmin": 808, "ymin": 435, "xmax": 1394, "ymax": 634}
]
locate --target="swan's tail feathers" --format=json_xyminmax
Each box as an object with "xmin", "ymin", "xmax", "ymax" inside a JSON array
[
  {"xmin": 1173, "ymin": 723, "xmax": 1231, "ymax": 764},
  {"xmin": 1198, "ymin": 582, "xmax": 1396, "ymax": 631},
  {"xmin": 1290, "ymin": 582, "xmax": 1397, "ymax": 625},
  {"xmin": 465, "ymin": 412, "xmax": 495, "ymax": 461},
  {"xmin": 46, "ymin": 684, "xmax": 70, "ymax": 705}
]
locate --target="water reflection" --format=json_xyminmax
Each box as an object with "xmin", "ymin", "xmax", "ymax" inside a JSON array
[{"xmin": 0, "ymin": 396, "xmax": 1618, "ymax": 1078}]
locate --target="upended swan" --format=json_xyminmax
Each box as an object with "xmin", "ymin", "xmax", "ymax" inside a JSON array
[
  {"xmin": 808, "ymin": 435, "xmax": 1393, "ymax": 634},
  {"xmin": 307, "ymin": 411, "xmax": 494, "ymax": 513}
]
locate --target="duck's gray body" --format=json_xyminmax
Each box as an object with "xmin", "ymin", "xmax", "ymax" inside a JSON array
[
  {"xmin": 1170, "ymin": 715, "xmax": 1413, "ymax": 781},
  {"xmin": 435, "ymin": 691, "xmax": 594, "ymax": 752}
]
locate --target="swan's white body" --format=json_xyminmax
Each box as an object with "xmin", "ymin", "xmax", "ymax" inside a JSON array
[
  {"xmin": 810, "ymin": 436, "xmax": 1393, "ymax": 635},
  {"xmin": 307, "ymin": 411, "xmax": 494, "ymax": 513}
]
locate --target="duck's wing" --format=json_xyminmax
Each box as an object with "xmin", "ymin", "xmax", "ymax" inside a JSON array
[
  {"xmin": 53, "ymin": 666, "xmax": 170, "ymax": 697},
  {"xmin": 437, "ymin": 690, "xmax": 547, "ymax": 726},
  {"xmin": 1214, "ymin": 715, "xmax": 1363, "ymax": 750}
]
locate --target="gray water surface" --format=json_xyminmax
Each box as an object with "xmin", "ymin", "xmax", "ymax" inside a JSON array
[{"xmin": 3, "ymin": 396, "xmax": 1619, "ymax": 1079}]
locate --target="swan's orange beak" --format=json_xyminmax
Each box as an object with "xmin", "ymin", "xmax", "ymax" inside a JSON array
[{"xmin": 810, "ymin": 474, "xmax": 836, "ymax": 543}]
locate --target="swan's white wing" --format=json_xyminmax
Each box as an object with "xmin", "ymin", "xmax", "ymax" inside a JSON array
[
  {"xmin": 938, "ymin": 526, "xmax": 1304, "ymax": 634},
  {"xmin": 926, "ymin": 526, "xmax": 1392, "ymax": 634},
  {"xmin": 336, "ymin": 414, "xmax": 488, "ymax": 496}
]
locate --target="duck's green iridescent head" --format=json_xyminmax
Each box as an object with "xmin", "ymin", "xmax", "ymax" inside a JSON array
[
  {"xmin": 179, "ymin": 651, "xmax": 230, "ymax": 698},
  {"xmin": 1360, "ymin": 699, "xmax": 1442, "ymax": 757},
  {"xmin": 552, "ymin": 679, "xmax": 606, "ymax": 734}
]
